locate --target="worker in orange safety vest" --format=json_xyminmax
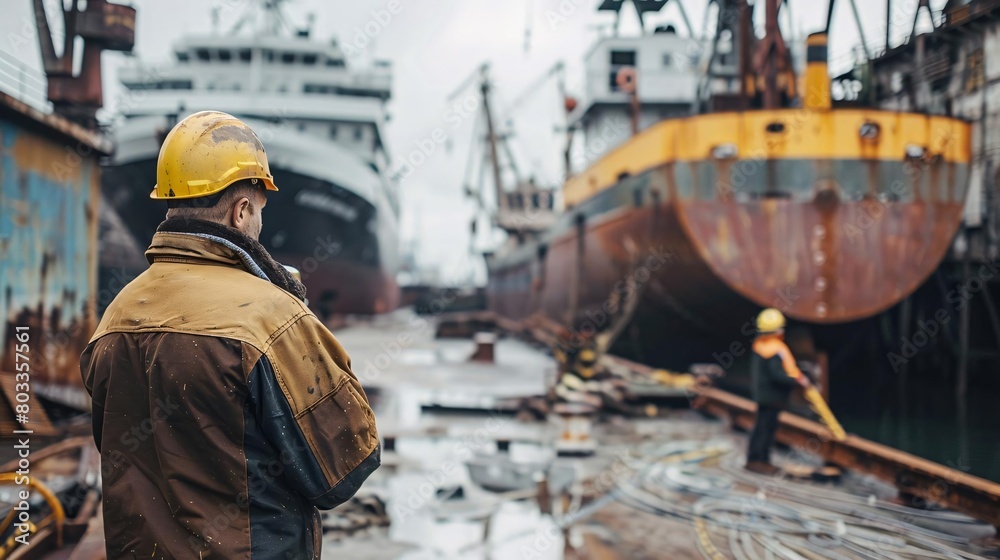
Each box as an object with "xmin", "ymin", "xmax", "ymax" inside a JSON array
[{"xmin": 745, "ymin": 308, "xmax": 812, "ymax": 475}]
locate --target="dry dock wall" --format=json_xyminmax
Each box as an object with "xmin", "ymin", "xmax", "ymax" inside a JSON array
[{"xmin": 0, "ymin": 92, "xmax": 110, "ymax": 410}]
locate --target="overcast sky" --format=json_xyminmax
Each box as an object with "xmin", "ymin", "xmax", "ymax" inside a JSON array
[{"xmin": 1, "ymin": 0, "xmax": 943, "ymax": 284}]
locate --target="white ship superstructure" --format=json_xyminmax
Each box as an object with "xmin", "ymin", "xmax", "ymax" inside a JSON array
[{"xmin": 102, "ymin": 1, "xmax": 400, "ymax": 316}]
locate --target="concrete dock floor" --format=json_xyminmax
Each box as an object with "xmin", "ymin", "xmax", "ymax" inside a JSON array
[{"xmin": 320, "ymin": 312, "xmax": 998, "ymax": 559}]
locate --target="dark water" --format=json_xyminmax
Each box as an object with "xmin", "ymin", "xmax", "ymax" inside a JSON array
[
  {"xmin": 842, "ymin": 396, "xmax": 999, "ymax": 482},
  {"xmin": 817, "ymin": 275, "xmax": 1000, "ymax": 484}
]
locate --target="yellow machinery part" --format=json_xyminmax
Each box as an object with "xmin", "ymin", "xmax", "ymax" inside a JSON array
[
  {"xmin": 651, "ymin": 369, "xmax": 697, "ymax": 389},
  {"xmin": 803, "ymin": 32, "xmax": 832, "ymax": 110},
  {"xmin": 0, "ymin": 472, "xmax": 66, "ymax": 555},
  {"xmin": 803, "ymin": 386, "xmax": 847, "ymax": 441}
]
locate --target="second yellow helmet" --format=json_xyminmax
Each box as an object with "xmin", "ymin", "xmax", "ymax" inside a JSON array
[
  {"xmin": 151, "ymin": 111, "xmax": 278, "ymax": 200},
  {"xmin": 756, "ymin": 308, "xmax": 786, "ymax": 334}
]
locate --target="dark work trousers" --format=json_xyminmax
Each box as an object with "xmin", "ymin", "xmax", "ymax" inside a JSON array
[{"xmin": 747, "ymin": 405, "xmax": 782, "ymax": 464}]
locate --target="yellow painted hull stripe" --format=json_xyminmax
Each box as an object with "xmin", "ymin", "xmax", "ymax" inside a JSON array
[{"xmin": 564, "ymin": 109, "xmax": 971, "ymax": 207}]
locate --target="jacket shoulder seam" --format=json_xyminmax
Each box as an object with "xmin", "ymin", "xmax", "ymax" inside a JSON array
[
  {"xmin": 260, "ymin": 314, "xmax": 330, "ymax": 416},
  {"xmin": 90, "ymin": 327, "xmax": 266, "ymax": 352},
  {"xmin": 261, "ymin": 314, "xmax": 353, "ymax": 418},
  {"xmin": 260, "ymin": 311, "xmax": 312, "ymax": 352}
]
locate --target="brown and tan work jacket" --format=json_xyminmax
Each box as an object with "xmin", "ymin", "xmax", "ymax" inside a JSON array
[{"xmin": 80, "ymin": 232, "xmax": 380, "ymax": 559}]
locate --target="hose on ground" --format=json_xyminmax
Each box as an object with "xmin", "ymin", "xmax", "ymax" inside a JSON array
[{"xmin": 608, "ymin": 441, "xmax": 992, "ymax": 560}]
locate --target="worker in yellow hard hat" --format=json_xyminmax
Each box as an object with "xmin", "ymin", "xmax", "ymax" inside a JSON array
[
  {"xmin": 552, "ymin": 331, "xmax": 655, "ymax": 417},
  {"xmin": 81, "ymin": 111, "xmax": 380, "ymax": 559},
  {"xmin": 552, "ymin": 332, "xmax": 603, "ymax": 408},
  {"xmin": 746, "ymin": 308, "xmax": 812, "ymax": 475}
]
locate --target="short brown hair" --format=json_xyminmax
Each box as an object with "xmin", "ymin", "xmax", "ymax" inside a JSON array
[{"xmin": 165, "ymin": 179, "xmax": 266, "ymax": 222}]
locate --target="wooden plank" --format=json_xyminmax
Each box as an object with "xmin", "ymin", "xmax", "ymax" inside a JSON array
[
  {"xmin": 0, "ymin": 374, "xmax": 58, "ymax": 437},
  {"xmin": 67, "ymin": 505, "xmax": 106, "ymax": 560}
]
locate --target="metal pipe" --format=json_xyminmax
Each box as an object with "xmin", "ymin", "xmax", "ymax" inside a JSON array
[
  {"xmin": 957, "ymin": 231, "xmax": 971, "ymax": 408},
  {"xmin": 480, "ymin": 65, "xmax": 507, "ymax": 213},
  {"xmin": 62, "ymin": 0, "xmax": 81, "ymax": 74},
  {"xmin": 898, "ymin": 295, "xmax": 912, "ymax": 415},
  {"xmin": 848, "ymin": 0, "xmax": 871, "ymax": 59},
  {"xmin": 886, "ymin": 0, "xmax": 892, "ymax": 51},
  {"xmin": 674, "ymin": 0, "xmax": 696, "ymax": 38},
  {"xmin": 692, "ymin": 2, "xmax": 724, "ymax": 113},
  {"xmin": 31, "ymin": 0, "xmax": 59, "ymax": 73},
  {"xmin": 738, "ymin": 0, "xmax": 753, "ymax": 103},
  {"xmin": 764, "ymin": 0, "xmax": 781, "ymax": 109},
  {"xmin": 980, "ymin": 283, "xmax": 1000, "ymax": 352}
]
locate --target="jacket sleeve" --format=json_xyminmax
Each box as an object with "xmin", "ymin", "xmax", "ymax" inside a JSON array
[
  {"xmin": 766, "ymin": 355, "xmax": 801, "ymax": 388},
  {"xmin": 255, "ymin": 315, "xmax": 380, "ymax": 509},
  {"xmin": 79, "ymin": 342, "xmax": 105, "ymax": 451}
]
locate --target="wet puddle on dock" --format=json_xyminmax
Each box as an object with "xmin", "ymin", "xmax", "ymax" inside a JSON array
[
  {"xmin": 320, "ymin": 313, "xmax": 999, "ymax": 559},
  {"xmin": 321, "ymin": 313, "xmax": 566, "ymax": 559},
  {"xmin": 321, "ymin": 403, "xmax": 568, "ymax": 559}
]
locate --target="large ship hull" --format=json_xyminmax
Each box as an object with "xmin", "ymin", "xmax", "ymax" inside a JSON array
[
  {"xmin": 101, "ymin": 159, "xmax": 399, "ymax": 317},
  {"xmin": 488, "ymin": 110, "xmax": 970, "ymax": 369}
]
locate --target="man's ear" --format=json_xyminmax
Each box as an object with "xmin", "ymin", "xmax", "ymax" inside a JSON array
[{"xmin": 230, "ymin": 197, "xmax": 251, "ymax": 229}]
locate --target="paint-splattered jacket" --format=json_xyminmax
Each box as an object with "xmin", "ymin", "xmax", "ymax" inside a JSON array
[{"xmin": 80, "ymin": 231, "xmax": 380, "ymax": 559}]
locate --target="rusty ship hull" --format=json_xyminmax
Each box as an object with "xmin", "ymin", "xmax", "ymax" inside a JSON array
[{"xmin": 487, "ymin": 110, "xmax": 970, "ymax": 369}]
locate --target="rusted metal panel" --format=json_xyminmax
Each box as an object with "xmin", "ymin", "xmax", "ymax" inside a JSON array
[
  {"xmin": 490, "ymin": 155, "xmax": 968, "ymax": 352},
  {"xmin": 495, "ymin": 109, "xmax": 972, "ymax": 348},
  {"xmin": 0, "ymin": 94, "xmax": 104, "ymax": 409},
  {"xmin": 32, "ymin": 0, "xmax": 135, "ymax": 127},
  {"xmin": 678, "ymin": 197, "xmax": 966, "ymax": 323},
  {"xmin": 0, "ymin": 92, "xmax": 112, "ymax": 154},
  {"xmin": 944, "ymin": 0, "xmax": 1000, "ymax": 28},
  {"xmin": 76, "ymin": 0, "xmax": 136, "ymax": 51}
]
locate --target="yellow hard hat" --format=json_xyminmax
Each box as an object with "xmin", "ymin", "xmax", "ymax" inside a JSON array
[
  {"xmin": 756, "ymin": 308, "xmax": 786, "ymax": 334},
  {"xmin": 151, "ymin": 111, "xmax": 278, "ymax": 200}
]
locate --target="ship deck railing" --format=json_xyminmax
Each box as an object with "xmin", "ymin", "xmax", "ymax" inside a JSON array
[{"xmin": 0, "ymin": 48, "xmax": 51, "ymax": 114}]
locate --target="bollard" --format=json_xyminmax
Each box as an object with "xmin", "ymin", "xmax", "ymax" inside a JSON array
[{"xmin": 470, "ymin": 332, "xmax": 497, "ymax": 363}]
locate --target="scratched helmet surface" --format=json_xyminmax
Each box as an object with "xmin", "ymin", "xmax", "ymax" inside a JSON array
[{"xmin": 151, "ymin": 110, "xmax": 278, "ymax": 200}]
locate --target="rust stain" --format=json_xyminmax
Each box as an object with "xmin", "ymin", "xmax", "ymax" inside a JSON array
[
  {"xmin": 491, "ymin": 155, "xmax": 968, "ymax": 330},
  {"xmin": 1, "ymin": 114, "xmax": 100, "ymax": 397},
  {"xmin": 9, "ymin": 130, "xmax": 87, "ymax": 184},
  {"xmin": 712, "ymin": 217, "xmax": 734, "ymax": 265},
  {"xmin": 209, "ymin": 124, "xmax": 263, "ymax": 150}
]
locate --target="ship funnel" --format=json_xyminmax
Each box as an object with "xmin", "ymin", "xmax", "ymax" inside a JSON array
[{"xmin": 804, "ymin": 32, "xmax": 832, "ymax": 110}]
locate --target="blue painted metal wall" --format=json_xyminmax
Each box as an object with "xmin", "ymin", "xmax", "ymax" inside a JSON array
[{"xmin": 0, "ymin": 107, "xmax": 102, "ymax": 404}]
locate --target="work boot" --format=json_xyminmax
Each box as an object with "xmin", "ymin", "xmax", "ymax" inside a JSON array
[{"xmin": 744, "ymin": 461, "xmax": 780, "ymax": 476}]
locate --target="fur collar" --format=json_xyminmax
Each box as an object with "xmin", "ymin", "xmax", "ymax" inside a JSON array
[{"xmin": 155, "ymin": 217, "xmax": 307, "ymax": 302}]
